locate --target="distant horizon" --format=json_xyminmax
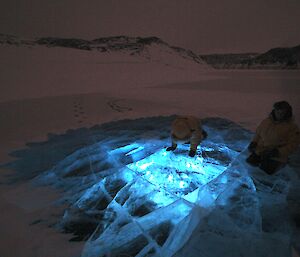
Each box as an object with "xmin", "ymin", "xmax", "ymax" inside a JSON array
[
  {"xmin": 1, "ymin": 0, "xmax": 300, "ymax": 55},
  {"xmin": 1, "ymin": 32, "xmax": 299, "ymax": 56}
]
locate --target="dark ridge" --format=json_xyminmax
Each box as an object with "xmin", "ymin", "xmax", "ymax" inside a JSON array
[
  {"xmin": 91, "ymin": 36, "xmax": 165, "ymax": 45},
  {"xmin": 201, "ymin": 53, "xmax": 258, "ymax": 64},
  {"xmin": 91, "ymin": 35, "xmax": 135, "ymax": 44},
  {"xmin": 253, "ymin": 45, "xmax": 300, "ymax": 66},
  {"xmin": 0, "ymin": 33, "xmax": 34, "ymax": 46},
  {"xmin": 136, "ymin": 36, "xmax": 165, "ymax": 45},
  {"xmin": 200, "ymin": 44, "xmax": 300, "ymax": 69},
  {"xmin": 36, "ymin": 37, "xmax": 92, "ymax": 50}
]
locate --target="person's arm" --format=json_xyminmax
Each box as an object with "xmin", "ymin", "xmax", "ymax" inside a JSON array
[
  {"xmin": 252, "ymin": 119, "xmax": 266, "ymax": 144},
  {"xmin": 248, "ymin": 119, "xmax": 266, "ymax": 152}
]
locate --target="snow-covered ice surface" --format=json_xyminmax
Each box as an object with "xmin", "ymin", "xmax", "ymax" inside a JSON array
[
  {"xmin": 2, "ymin": 116, "xmax": 300, "ymax": 257},
  {"xmin": 0, "ymin": 43, "xmax": 300, "ymax": 257}
]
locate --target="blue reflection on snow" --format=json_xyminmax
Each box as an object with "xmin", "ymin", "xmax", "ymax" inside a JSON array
[
  {"xmin": 125, "ymin": 146, "xmax": 145, "ymax": 156},
  {"xmin": 109, "ymin": 143, "xmax": 143, "ymax": 155}
]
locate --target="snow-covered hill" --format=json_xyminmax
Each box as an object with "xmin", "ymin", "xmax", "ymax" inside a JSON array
[
  {"xmin": 0, "ymin": 34, "xmax": 207, "ymax": 67},
  {"xmin": 0, "ymin": 34, "xmax": 210, "ymax": 103}
]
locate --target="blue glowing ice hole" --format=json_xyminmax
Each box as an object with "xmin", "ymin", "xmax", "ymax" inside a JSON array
[{"xmin": 125, "ymin": 143, "xmax": 230, "ymax": 205}]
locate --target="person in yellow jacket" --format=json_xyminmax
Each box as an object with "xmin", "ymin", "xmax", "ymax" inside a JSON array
[
  {"xmin": 166, "ymin": 115, "xmax": 207, "ymax": 157},
  {"xmin": 246, "ymin": 101, "xmax": 300, "ymax": 174}
]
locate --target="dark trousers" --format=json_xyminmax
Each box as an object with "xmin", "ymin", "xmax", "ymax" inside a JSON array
[{"xmin": 246, "ymin": 153, "xmax": 283, "ymax": 175}]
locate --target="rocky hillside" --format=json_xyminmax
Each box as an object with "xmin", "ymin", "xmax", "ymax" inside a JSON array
[
  {"xmin": 0, "ymin": 34, "xmax": 206, "ymax": 66},
  {"xmin": 200, "ymin": 45, "xmax": 300, "ymax": 69}
]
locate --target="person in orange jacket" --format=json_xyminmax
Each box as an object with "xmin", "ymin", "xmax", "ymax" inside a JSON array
[
  {"xmin": 166, "ymin": 116, "xmax": 207, "ymax": 157},
  {"xmin": 246, "ymin": 101, "xmax": 300, "ymax": 174}
]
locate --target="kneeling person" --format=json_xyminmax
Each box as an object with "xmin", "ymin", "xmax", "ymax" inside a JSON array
[
  {"xmin": 166, "ymin": 116, "xmax": 207, "ymax": 157},
  {"xmin": 247, "ymin": 101, "xmax": 300, "ymax": 174}
]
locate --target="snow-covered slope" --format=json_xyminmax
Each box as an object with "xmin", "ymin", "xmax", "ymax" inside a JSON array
[
  {"xmin": 0, "ymin": 35, "xmax": 209, "ymax": 103},
  {"xmin": 36, "ymin": 36, "xmax": 206, "ymax": 65}
]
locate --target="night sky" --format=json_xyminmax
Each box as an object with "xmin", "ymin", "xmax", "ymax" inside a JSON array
[{"xmin": 1, "ymin": 0, "xmax": 300, "ymax": 54}]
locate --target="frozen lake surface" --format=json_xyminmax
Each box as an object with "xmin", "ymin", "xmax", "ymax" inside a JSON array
[
  {"xmin": 3, "ymin": 116, "xmax": 299, "ymax": 257},
  {"xmin": 0, "ymin": 44, "xmax": 299, "ymax": 257}
]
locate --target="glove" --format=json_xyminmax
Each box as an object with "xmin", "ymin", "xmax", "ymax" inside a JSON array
[
  {"xmin": 189, "ymin": 149, "xmax": 196, "ymax": 157},
  {"xmin": 261, "ymin": 148, "xmax": 279, "ymax": 159},
  {"xmin": 248, "ymin": 141, "xmax": 257, "ymax": 153},
  {"xmin": 166, "ymin": 145, "xmax": 177, "ymax": 151}
]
